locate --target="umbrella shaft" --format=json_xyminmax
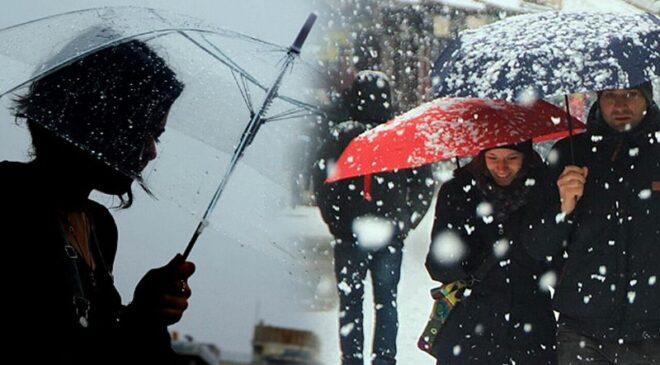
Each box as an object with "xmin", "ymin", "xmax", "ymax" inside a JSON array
[
  {"xmin": 564, "ymin": 95, "xmax": 575, "ymax": 164},
  {"xmin": 182, "ymin": 219, "xmax": 207, "ymax": 260},
  {"xmin": 204, "ymin": 54, "xmax": 295, "ymax": 219},
  {"xmin": 181, "ymin": 54, "xmax": 296, "ymax": 258},
  {"xmin": 178, "ymin": 13, "xmax": 315, "ymax": 258}
]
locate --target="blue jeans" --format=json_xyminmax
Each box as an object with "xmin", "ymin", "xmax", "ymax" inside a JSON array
[
  {"xmin": 557, "ymin": 323, "xmax": 660, "ymax": 364},
  {"xmin": 334, "ymin": 238, "xmax": 403, "ymax": 365}
]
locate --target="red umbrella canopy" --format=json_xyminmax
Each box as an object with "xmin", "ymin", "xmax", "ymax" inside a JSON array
[{"xmin": 327, "ymin": 97, "xmax": 585, "ymax": 182}]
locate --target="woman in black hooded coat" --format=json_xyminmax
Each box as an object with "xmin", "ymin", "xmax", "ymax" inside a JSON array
[
  {"xmin": 425, "ymin": 142, "xmax": 558, "ymax": 365},
  {"xmin": 1, "ymin": 38, "xmax": 194, "ymax": 365}
]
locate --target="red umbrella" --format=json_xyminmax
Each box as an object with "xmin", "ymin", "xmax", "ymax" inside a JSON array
[{"xmin": 326, "ymin": 97, "xmax": 585, "ymax": 183}]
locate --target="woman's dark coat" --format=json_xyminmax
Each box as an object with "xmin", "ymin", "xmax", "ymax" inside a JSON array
[
  {"xmin": 425, "ymin": 155, "xmax": 558, "ymax": 364},
  {"xmin": 1, "ymin": 161, "xmax": 175, "ymax": 364}
]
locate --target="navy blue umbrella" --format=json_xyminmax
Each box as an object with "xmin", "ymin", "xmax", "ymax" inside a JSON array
[{"xmin": 432, "ymin": 12, "xmax": 660, "ymax": 101}]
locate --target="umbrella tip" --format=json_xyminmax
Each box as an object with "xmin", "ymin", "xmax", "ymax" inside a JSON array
[{"xmin": 289, "ymin": 13, "xmax": 317, "ymax": 55}]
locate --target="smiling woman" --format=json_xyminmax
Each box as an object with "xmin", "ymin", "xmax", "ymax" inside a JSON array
[
  {"xmin": 1, "ymin": 38, "xmax": 196, "ymax": 365},
  {"xmin": 425, "ymin": 139, "xmax": 561, "ymax": 364},
  {"xmin": 484, "ymin": 144, "xmax": 527, "ymax": 187}
]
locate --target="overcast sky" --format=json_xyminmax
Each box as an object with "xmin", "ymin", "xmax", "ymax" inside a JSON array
[{"xmin": 0, "ymin": 0, "xmax": 330, "ymax": 356}]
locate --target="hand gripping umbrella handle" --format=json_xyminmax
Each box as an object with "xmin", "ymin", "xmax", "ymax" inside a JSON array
[{"xmin": 181, "ymin": 13, "xmax": 317, "ymax": 260}]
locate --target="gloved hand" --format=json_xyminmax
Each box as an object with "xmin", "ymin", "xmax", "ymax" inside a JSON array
[{"xmin": 129, "ymin": 254, "xmax": 196, "ymax": 326}]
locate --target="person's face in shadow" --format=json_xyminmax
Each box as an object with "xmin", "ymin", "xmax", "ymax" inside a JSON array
[
  {"xmin": 599, "ymin": 88, "xmax": 648, "ymax": 132},
  {"xmin": 137, "ymin": 114, "xmax": 168, "ymax": 172},
  {"xmin": 88, "ymin": 113, "xmax": 169, "ymax": 196}
]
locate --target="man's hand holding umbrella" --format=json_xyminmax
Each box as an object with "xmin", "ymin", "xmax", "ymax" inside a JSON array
[{"xmin": 557, "ymin": 165, "xmax": 588, "ymax": 215}]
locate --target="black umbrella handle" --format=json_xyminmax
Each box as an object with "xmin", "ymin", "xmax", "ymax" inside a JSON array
[{"xmin": 564, "ymin": 94, "xmax": 575, "ymax": 165}]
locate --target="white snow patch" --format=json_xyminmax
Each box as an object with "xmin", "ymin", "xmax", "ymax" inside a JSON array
[
  {"xmin": 476, "ymin": 202, "xmax": 493, "ymax": 217},
  {"xmin": 340, "ymin": 323, "xmax": 355, "ymax": 337},
  {"xmin": 547, "ymin": 149, "xmax": 559, "ymax": 165},
  {"xmin": 638, "ymin": 189, "xmax": 651, "ymax": 200},
  {"xmin": 338, "ymin": 280, "xmax": 352, "ymax": 295},
  {"xmin": 555, "ymin": 212, "xmax": 567, "ymax": 223},
  {"xmin": 493, "ymin": 238, "xmax": 510, "ymax": 258},
  {"xmin": 352, "ymin": 216, "xmax": 394, "ymax": 250},
  {"xmin": 430, "ymin": 230, "xmax": 467, "ymax": 265}
]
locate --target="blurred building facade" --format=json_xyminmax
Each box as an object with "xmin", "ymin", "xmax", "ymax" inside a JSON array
[
  {"xmin": 316, "ymin": 0, "xmax": 566, "ymax": 112},
  {"xmin": 252, "ymin": 321, "xmax": 321, "ymax": 365},
  {"xmin": 171, "ymin": 323, "xmax": 320, "ymax": 365}
]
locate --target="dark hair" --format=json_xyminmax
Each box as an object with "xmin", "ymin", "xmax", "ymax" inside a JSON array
[{"xmin": 13, "ymin": 39, "xmax": 184, "ymax": 207}]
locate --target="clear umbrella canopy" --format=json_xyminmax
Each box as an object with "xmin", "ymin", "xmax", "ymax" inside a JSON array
[{"xmin": 0, "ymin": 6, "xmax": 323, "ymax": 260}]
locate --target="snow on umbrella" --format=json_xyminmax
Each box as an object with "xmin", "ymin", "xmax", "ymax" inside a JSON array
[
  {"xmin": 326, "ymin": 97, "xmax": 585, "ymax": 182},
  {"xmin": 432, "ymin": 12, "xmax": 660, "ymax": 101},
  {"xmin": 0, "ymin": 7, "xmax": 322, "ymax": 260}
]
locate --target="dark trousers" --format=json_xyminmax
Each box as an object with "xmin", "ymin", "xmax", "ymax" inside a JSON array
[
  {"xmin": 333, "ymin": 238, "xmax": 403, "ymax": 365},
  {"xmin": 557, "ymin": 323, "xmax": 660, "ymax": 365}
]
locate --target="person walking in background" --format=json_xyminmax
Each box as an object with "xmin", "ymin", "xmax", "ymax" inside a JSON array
[
  {"xmin": 1, "ymin": 39, "xmax": 194, "ymax": 364},
  {"xmin": 524, "ymin": 82, "xmax": 660, "ymax": 364},
  {"xmin": 313, "ymin": 70, "xmax": 435, "ymax": 365},
  {"xmin": 426, "ymin": 142, "xmax": 558, "ymax": 364}
]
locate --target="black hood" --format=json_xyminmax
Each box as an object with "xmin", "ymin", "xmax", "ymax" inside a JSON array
[{"xmin": 348, "ymin": 70, "xmax": 396, "ymax": 125}]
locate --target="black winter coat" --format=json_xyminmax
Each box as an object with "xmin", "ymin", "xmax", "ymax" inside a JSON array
[
  {"xmin": 426, "ymin": 158, "xmax": 557, "ymax": 364},
  {"xmin": 312, "ymin": 120, "xmax": 435, "ymax": 242},
  {"xmin": 524, "ymin": 102, "xmax": 660, "ymax": 342},
  {"xmin": 0, "ymin": 161, "xmax": 175, "ymax": 364}
]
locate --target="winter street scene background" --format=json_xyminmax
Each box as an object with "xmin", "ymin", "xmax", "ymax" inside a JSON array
[
  {"xmin": 1, "ymin": 0, "xmax": 658, "ymax": 364},
  {"xmin": 299, "ymin": 0, "xmax": 658, "ymax": 364}
]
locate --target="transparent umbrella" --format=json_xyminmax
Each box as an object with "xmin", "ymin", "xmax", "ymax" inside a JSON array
[{"xmin": 0, "ymin": 6, "xmax": 323, "ymax": 261}]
